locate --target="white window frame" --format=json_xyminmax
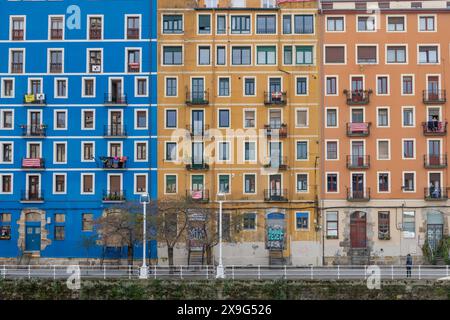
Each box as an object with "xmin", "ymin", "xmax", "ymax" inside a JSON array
[
  {"xmin": 243, "ymin": 173, "xmax": 257, "ymax": 195},
  {"xmin": 376, "ymin": 139, "xmax": 391, "ymax": 160},
  {"xmin": 295, "ymin": 173, "xmax": 309, "ymax": 193},
  {"xmin": 80, "ymin": 173, "xmax": 95, "ymax": 195},
  {"xmin": 124, "ymin": 14, "xmax": 142, "ymax": 40},
  {"xmin": 81, "ymin": 109, "xmax": 95, "ymax": 130},
  {"xmin": 418, "ymin": 14, "xmax": 437, "ymax": 32},
  {"xmin": 134, "ymin": 173, "xmax": 148, "ymax": 195},
  {"xmin": 402, "ymin": 138, "xmax": 416, "ymax": 160},
  {"xmin": 375, "ymin": 74, "xmax": 390, "ymax": 96},
  {"xmin": 401, "ymin": 106, "xmax": 415, "ymax": 128},
  {"xmin": 54, "ymin": 77, "xmax": 68, "ymax": 98},
  {"xmin": 402, "ymin": 171, "xmax": 416, "ymax": 193},
  {"xmin": 87, "ymin": 15, "xmax": 104, "ymax": 40},
  {"xmin": 134, "ymin": 76, "xmax": 149, "ymax": 97},
  {"xmin": 217, "ymin": 173, "xmax": 231, "ymax": 195},
  {"xmin": 377, "ymin": 171, "xmax": 391, "ymax": 194},
  {"xmin": 243, "ymin": 140, "xmax": 257, "ymax": 163},
  {"xmin": 323, "ymin": 44, "xmax": 346, "ymax": 65},
  {"xmin": 325, "ymin": 15, "xmax": 345, "ymax": 33},
  {"xmin": 401, "ymin": 74, "xmax": 415, "ymax": 96},
  {"xmin": 125, "ymin": 47, "xmax": 143, "ymax": 73},
  {"xmin": 164, "ymin": 174, "xmax": 178, "ymax": 195},
  {"xmin": 0, "ymin": 173, "xmax": 13, "ymax": 195},
  {"xmin": 135, "ymin": 109, "xmax": 148, "ymax": 130},
  {"xmin": 296, "ymin": 140, "xmax": 309, "ymax": 161},
  {"xmin": 53, "ymin": 109, "xmax": 68, "ymax": 130},
  {"xmin": 134, "ymin": 141, "xmax": 148, "ymax": 162},
  {"xmin": 295, "ymin": 108, "xmax": 309, "ymax": 128},
  {"xmin": 47, "ymin": 48, "xmax": 65, "ymax": 74},
  {"xmin": 9, "ymin": 15, "xmax": 27, "ymax": 41},
  {"xmin": 217, "ymin": 76, "xmax": 231, "ymax": 97},
  {"xmin": 53, "ymin": 141, "xmax": 68, "ymax": 164},
  {"xmin": 81, "ymin": 141, "xmax": 95, "ymax": 162},
  {"xmin": 86, "ymin": 48, "xmax": 103, "ymax": 73},
  {"xmin": 0, "ymin": 109, "xmax": 14, "ymax": 130},
  {"xmin": 48, "ymin": 15, "xmax": 65, "ymax": 40},
  {"xmin": 1, "ymin": 78, "xmax": 15, "ymax": 98},
  {"xmin": 325, "ymin": 107, "xmax": 339, "ymax": 128},
  {"xmin": 325, "ymin": 172, "xmax": 339, "ymax": 193},
  {"xmin": 53, "ymin": 172, "xmax": 67, "ymax": 195},
  {"xmin": 376, "ymin": 106, "xmax": 390, "ymax": 128},
  {"xmin": 385, "ymin": 14, "xmax": 407, "ymax": 33},
  {"xmin": 295, "ymin": 211, "xmax": 310, "ymax": 231}
]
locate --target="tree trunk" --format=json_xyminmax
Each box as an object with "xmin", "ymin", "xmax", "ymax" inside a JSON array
[
  {"xmin": 128, "ymin": 245, "xmax": 134, "ymax": 266},
  {"xmin": 168, "ymin": 246, "xmax": 174, "ymax": 274},
  {"xmin": 205, "ymin": 245, "xmax": 213, "ymax": 265}
]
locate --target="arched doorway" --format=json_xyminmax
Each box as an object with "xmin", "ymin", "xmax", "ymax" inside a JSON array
[
  {"xmin": 350, "ymin": 211, "xmax": 366, "ymax": 248},
  {"xmin": 25, "ymin": 212, "xmax": 41, "ymax": 252}
]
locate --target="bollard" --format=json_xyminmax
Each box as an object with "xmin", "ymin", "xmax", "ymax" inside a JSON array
[
  {"xmin": 364, "ymin": 265, "xmax": 367, "ymax": 280},
  {"xmin": 2, "ymin": 265, "xmax": 5, "ymax": 279},
  {"xmin": 418, "ymin": 265, "xmax": 421, "ymax": 280},
  {"xmin": 284, "ymin": 265, "xmax": 287, "ymax": 280},
  {"xmin": 103, "ymin": 265, "xmax": 106, "ymax": 280},
  {"xmin": 447, "ymin": 265, "xmax": 449, "ymax": 277},
  {"xmin": 154, "ymin": 265, "xmax": 157, "ymax": 280},
  {"xmin": 128, "ymin": 265, "xmax": 131, "ymax": 280}
]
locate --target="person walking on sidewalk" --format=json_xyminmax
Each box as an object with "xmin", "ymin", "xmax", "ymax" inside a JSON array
[{"xmin": 406, "ymin": 254, "xmax": 413, "ymax": 278}]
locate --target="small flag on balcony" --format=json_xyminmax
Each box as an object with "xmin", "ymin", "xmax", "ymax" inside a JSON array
[
  {"xmin": 22, "ymin": 158, "xmax": 41, "ymax": 167},
  {"xmin": 129, "ymin": 62, "xmax": 140, "ymax": 69},
  {"xmin": 24, "ymin": 94, "xmax": 35, "ymax": 103}
]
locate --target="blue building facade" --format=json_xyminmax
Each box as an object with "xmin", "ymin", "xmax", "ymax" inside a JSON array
[{"xmin": 0, "ymin": 0, "xmax": 157, "ymax": 260}]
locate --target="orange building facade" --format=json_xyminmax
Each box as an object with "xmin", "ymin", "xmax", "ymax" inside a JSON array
[{"xmin": 320, "ymin": 0, "xmax": 450, "ymax": 264}]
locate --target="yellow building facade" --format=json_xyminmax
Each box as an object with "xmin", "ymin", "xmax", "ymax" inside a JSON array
[{"xmin": 158, "ymin": 0, "xmax": 321, "ymax": 266}]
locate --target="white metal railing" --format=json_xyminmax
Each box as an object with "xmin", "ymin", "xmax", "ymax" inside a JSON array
[{"xmin": 0, "ymin": 264, "xmax": 449, "ymax": 280}]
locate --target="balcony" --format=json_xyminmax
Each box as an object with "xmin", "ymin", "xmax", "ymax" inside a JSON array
[
  {"xmin": 346, "ymin": 155, "xmax": 370, "ymax": 169},
  {"xmin": 21, "ymin": 158, "xmax": 45, "ymax": 169},
  {"xmin": 185, "ymin": 91, "xmax": 209, "ymax": 105},
  {"xmin": 127, "ymin": 62, "xmax": 140, "ymax": 73},
  {"xmin": 127, "ymin": 28, "xmax": 140, "ymax": 39},
  {"xmin": 346, "ymin": 122, "xmax": 371, "ymax": 137},
  {"xmin": 344, "ymin": 89, "xmax": 372, "ymax": 105},
  {"xmin": 422, "ymin": 121, "xmax": 447, "ymax": 136},
  {"xmin": 104, "ymin": 93, "xmax": 128, "ymax": 105},
  {"xmin": 49, "ymin": 63, "xmax": 62, "ymax": 73},
  {"xmin": 186, "ymin": 158, "xmax": 209, "ymax": 171},
  {"xmin": 186, "ymin": 125, "xmax": 210, "ymax": 138},
  {"xmin": 11, "ymin": 63, "xmax": 23, "ymax": 74},
  {"xmin": 264, "ymin": 91, "xmax": 287, "ymax": 106},
  {"xmin": 264, "ymin": 189, "xmax": 288, "ymax": 202},
  {"xmin": 424, "ymin": 154, "xmax": 447, "ymax": 169},
  {"xmin": 21, "ymin": 125, "xmax": 46, "ymax": 137},
  {"xmin": 23, "ymin": 93, "xmax": 46, "ymax": 105},
  {"xmin": 50, "ymin": 29, "xmax": 63, "ymax": 40},
  {"xmin": 100, "ymin": 156, "xmax": 127, "ymax": 169},
  {"xmin": 89, "ymin": 29, "xmax": 102, "ymax": 40},
  {"xmin": 347, "ymin": 187, "xmax": 370, "ymax": 202},
  {"xmin": 423, "ymin": 90, "xmax": 446, "ymax": 104},
  {"xmin": 12, "ymin": 29, "xmax": 24, "ymax": 41},
  {"xmin": 263, "ymin": 157, "xmax": 288, "ymax": 171},
  {"xmin": 264, "ymin": 123, "xmax": 287, "ymax": 138},
  {"xmin": 424, "ymin": 187, "xmax": 449, "ymax": 201},
  {"xmin": 21, "ymin": 190, "xmax": 44, "ymax": 202},
  {"xmin": 186, "ymin": 189, "xmax": 209, "ymax": 202},
  {"xmin": 103, "ymin": 190, "xmax": 126, "ymax": 202},
  {"xmin": 104, "ymin": 125, "xmax": 127, "ymax": 137}
]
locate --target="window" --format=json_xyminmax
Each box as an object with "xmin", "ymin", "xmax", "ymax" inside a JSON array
[
  {"xmin": 324, "ymin": 46, "xmax": 345, "ymax": 64},
  {"xmin": 378, "ymin": 211, "xmax": 390, "ymax": 239},
  {"xmin": 326, "ymin": 76, "xmax": 337, "ymax": 95},
  {"xmin": 403, "ymin": 140, "xmax": 414, "ymax": 158},
  {"xmin": 296, "ymin": 109, "xmax": 307, "ymax": 127},
  {"xmin": 55, "ymin": 143, "xmax": 66, "ymax": 163},
  {"xmin": 135, "ymin": 175, "xmax": 147, "ymax": 193},
  {"xmin": 231, "ymin": 15, "xmax": 250, "ymax": 34},
  {"xmin": 217, "ymin": 15, "xmax": 226, "ymax": 34},
  {"xmin": 55, "ymin": 110, "xmax": 67, "ymax": 129},
  {"xmin": 244, "ymin": 78, "xmax": 255, "ymax": 96},
  {"xmin": 198, "ymin": 46, "xmax": 211, "ymax": 65},
  {"xmin": 1, "ymin": 175, "xmax": 12, "ymax": 193},
  {"xmin": 136, "ymin": 142, "xmax": 147, "ymax": 161},
  {"xmin": 54, "ymin": 174, "xmax": 66, "ymax": 193},
  {"xmin": 357, "ymin": 46, "xmax": 377, "ymax": 64},
  {"xmin": 387, "ymin": 46, "xmax": 406, "ymax": 63},
  {"xmin": 326, "ymin": 211, "xmax": 338, "ymax": 239},
  {"xmin": 82, "ymin": 213, "xmax": 93, "ymax": 232},
  {"xmin": 387, "ymin": 16, "xmax": 405, "ymax": 31},
  {"xmin": 403, "ymin": 108, "xmax": 414, "ymax": 126},
  {"xmin": 55, "ymin": 79, "xmax": 67, "ymax": 98},
  {"xmin": 126, "ymin": 16, "xmax": 140, "ymax": 39},
  {"xmin": 82, "ymin": 142, "xmax": 94, "ymax": 161},
  {"xmin": 1, "ymin": 143, "xmax": 13, "ymax": 163},
  {"xmin": 11, "ymin": 17, "xmax": 25, "ymax": 40},
  {"xmin": 327, "ymin": 173, "xmax": 338, "ymax": 192},
  {"xmin": 232, "ymin": 46, "xmax": 251, "ymax": 65},
  {"xmin": 136, "ymin": 78, "xmax": 147, "ymax": 96},
  {"xmin": 198, "ymin": 14, "xmax": 211, "ymax": 34},
  {"xmin": 0, "ymin": 213, "xmax": 11, "ymax": 240},
  {"xmin": 54, "ymin": 214, "xmax": 65, "ymax": 240},
  {"xmin": 296, "ymin": 212, "xmax": 309, "ymax": 230},
  {"xmin": 244, "ymin": 174, "xmax": 256, "ymax": 193},
  {"xmin": 295, "ymin": 77, "xmax": 308, "ymax": 95},
  {"xmin": 83, "ymin": 78, "xmax": 95, "ymax": 97},
  {"xmin": 165, "ymin": 110, "xmax": 177, "ymax": 128},
  {"xmin": 296, "ymin": 46, "xmax": 313, "ymax": 64},
  {"xmin": 163, "ymin": 15, "xmax": 183, "ymax": 34},
  {"xmin": 216, "ymin": 46, "xmax": 226, "ymax": 65},
  {"xmin": 218, "ymin": 174, "xmax": 230, "ymax": 193},
  {"xmin": 165, "ymin": 142, "xmax": 176, "ymax": 161},
  {"xmin": 283, "ymin": 46, "xmax": 292, "ymax": 65},
  {"xmin": 244, "ymin": 110, "xmax": 256, "ymax": 128},
  {"xmin": 165, "ymin": 175, "xmax": 177, "ymax": 194},
  {"xmin": 378, "ymin": 173, "xmax": 389, "ymax": 192},
  {"xmin": 243, "ymin": 213, "xmax": 256, "ymax": 230},
  {"xmin": 403, "ymin": 172, "xmax": 415, "ymax": 191},
  {"xmin": 326, "ymin": 141, "xmax": 338, "ymax": 159},
  {"xmin": 218, "ymin": 78, "xmax": 230, "ymax": 96},
  {"xmin": 378, "ymin": 140, "xmax": 390, "ymax": 160},
  {"xmin": 82, "ymin": 110, "xmax": 94, "ymax": 129},
  {"xmin": 294, "ymin": 15, "xmax": 314, "ymax": 34},
  {"xmin": 296, "ymin": 174, "xmax": 308, "ymax": 192},
  {"xmin": 256, "ymin": 15, "xmax": 276, "ymax": 34},
  {"xmin": 163, "ymin": 46, "xmax": 182, "ymax": 65},
  {"xmin": 82, "ymin": 174, "xmax": 94, "ymax": 193},
  {"xmin": 244, "ymin": 142, "xmax": 256, "ymax": 161},
  {"xmin": 127, "ymin": 49, "xmax": 141, "ymax": 72},
  {"xmin": 296, "ymin": 141, "xmax": 308, "ymax": 160},
  {"xmin": 49, "ymin": 50, "xmax": 63, "ymax": 73},
  {"xmin": 1, "ymin": 110, "xmax": 13, "ymax": 129},
  {"xmin": 419, "ymin": 16, "xmax": 435, "ymax": 31},
  {"xmin": 403, "ymin": 211, "xmax": 415, "ymax": 238},
  {"xmin": 218, "ymin": 142, "xmax": 230, "ymax": 161},
  {"xmin": 377, "ymin": 76, "xmax": 388, "ymax": 95},
  {"xmin": 402, "ymin": 76, "xmax": 413, "ymax": 94},
  {"xmin": 218, "ymin": 110, "xmax": 230, "ymax": 128},
  {"xmin": 282, "ymin": 15, "xmax": 291, "ymax": 34},
  {"xmin": 257, "ymin": 46, "xmax": 276, "ymax": 65},
  {"xmin": 327, "ymin": 17, "xmax": 344, "ymax": 31},
  {"xmin": 10, "ymin": 50, "xmax": 24, "ymax": 73},
  {"xmin": 358, "ymin": 16, "xmax": 376, "ymax": 31},
  {"xmin": 2, "ymin": 79, "xmax": 14, "ymax": 97},
  {"xmin": 88, "ymin": 16, "xmax": 102, "ymax": 39},
  {"xmin": 165, "ymin": 77, "xmax": 177, "ymax": 96},
  {"xmin": 136, "ymin": 110, "xmax": 147, "ymax": 129},
  {"xmin": 418, "ymin": 46, "xmax": 438, "ymax": 63},
  {"xmin": 88, "ymin": 50, "xmax": 102, "ymax": 73},
  {"xmin": 377, "ymin": 108, "xmax": 389, "ymax": 127}
]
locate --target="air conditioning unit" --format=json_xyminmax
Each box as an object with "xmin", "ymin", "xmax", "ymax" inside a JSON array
[
  {"xmin": 92, "ymin": 65, "xmax": 101, "ymax": 72},
  {"xmin": 36, "ymin": 93, "xmax": 45, "ymax": 101}
]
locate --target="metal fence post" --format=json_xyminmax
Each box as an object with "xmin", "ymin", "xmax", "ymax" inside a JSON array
[
  {"xmin": 103, "ymin": 265, "xmax": 106, "ymax": 280},
  {"xmin": 206, "ymin": 265, "xmax": 208, "ymax": 280},
  {"xmin": 447, "ymin": 265, "xmax": 449, "ymax": 277},
  {"xmin": 128, "ymin": 265, "xmax": 131, "ymax": 280},
  {"xmin": 284, "ymin": 265, "xmax": 287, "ymax": 280},
  {"xmin": 364, "ymin": 265, "xmax": 367, "ymax": 280},
  {"xmin": 418, "ymin": 265, "xmax": 421, "ymax": 280},
  {"xmin": 2, "ymin": 265, "xmax": 5, "ymax": 279},
  {"xmin": 258, "ymin": 265, "xmax": 261, "ymax": 280},
  {"xmin": 337, "ymin": 265, "xmax": 340, "ymax": 280},
  {"xmin": 391, "ymin": 265, "xmax": 394, "ymax": 280},
  {"xmin": 53, "ymin": 265, "xmax": 56, "ymax": 280},
  {"xmin": 154, "ymin": 265, "xmax": 157, "ymax": 280},
  {"xmin": 180, "ymin": 265, "xmax": 183, "ymax": 280},
  {"xmin": 232, "ymin": 265, "xmax": 235, "ymax": 280},
  {"xmin": 310, "ymin": 266, "xmax": 313, "ymax": 280},
  {"xmin": 28, "ymin": 265, "xmax": 30, "ymax": 279}
]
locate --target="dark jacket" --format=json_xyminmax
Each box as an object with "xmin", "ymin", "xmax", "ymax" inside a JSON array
[{"xmin": 406, "ymin": 255, "xmax": 413, "ymax": 266}]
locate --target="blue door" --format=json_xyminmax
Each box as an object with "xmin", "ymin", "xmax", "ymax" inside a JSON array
[{"xmin": 25, "ymin": 224, "xmax": 41, "ymax": 251}]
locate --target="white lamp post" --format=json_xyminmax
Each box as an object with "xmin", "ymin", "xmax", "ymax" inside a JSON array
[
  {"xmin": 216, "ymin": 192, "xmax": 225, "ymax": 279},
  {"xmin": 139, "ymin": 192, "xmax": 150, "ymax": 279}
]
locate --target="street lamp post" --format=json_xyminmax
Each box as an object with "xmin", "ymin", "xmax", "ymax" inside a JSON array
[
  {"xmin": 139, "ymin": 192, "xmax": 150, "ymax": 279},
  {"xmin": 216, "ymin": 192, "xmax": 225, "ymax": 279}
]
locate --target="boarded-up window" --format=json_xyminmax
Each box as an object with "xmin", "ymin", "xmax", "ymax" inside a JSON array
[
  {"xmin": 136, "ymin": 175, "xmax": 146, "ymax": 193},
  {"xmin": 357, "ymin": 46, "xmax": 377, "ymax": 63},
  {"xmin": 82, "ymin": 213, "xmax": 93, "ymax": 231},
  {"xmin": 55, "ymin": 213, "xmax": 65, "ymax": 223},
  {"xmin": 296, "ymin": 110, "xmax": 307, "ymax": 127},
  {"xmin": 378, "ymin": 141, "xmax": 389, "ymax": 159},
  {"xmin": 325, "ymin": 46, "xmax": 345, "ymax": 63},
  {"xmin": 83, "ymin": 175, "xmax": 93, "ymax": 193}
]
